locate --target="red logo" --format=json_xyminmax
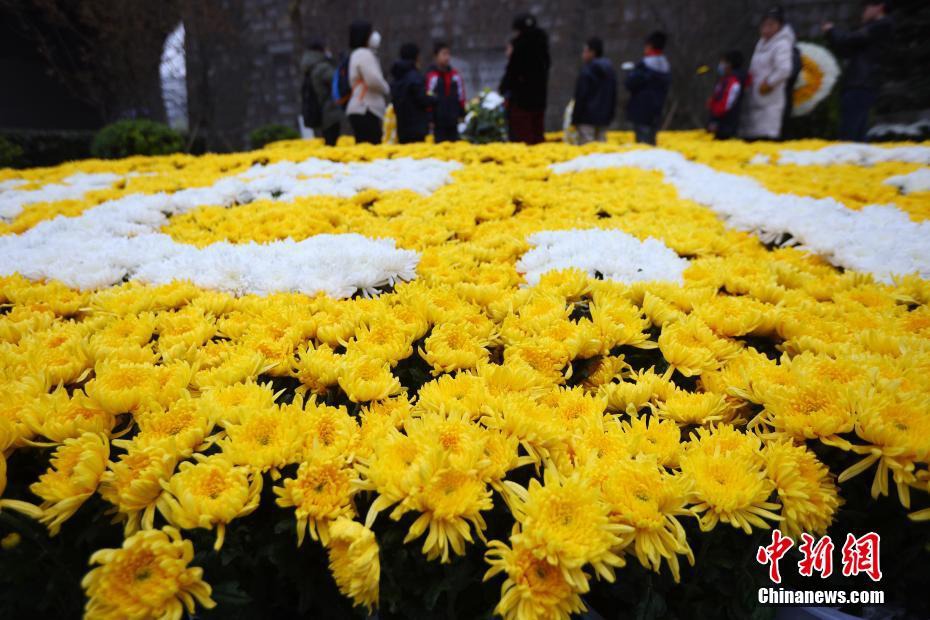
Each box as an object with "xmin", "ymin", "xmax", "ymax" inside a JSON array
[{"xmin": 757, "ymin": 530, "xmax": 881, "ymax": 583}]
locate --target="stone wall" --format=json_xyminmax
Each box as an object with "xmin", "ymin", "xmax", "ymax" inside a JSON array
[{"xmin": 186, "ymin": 0, "xmax": 861, "ymax": 150}]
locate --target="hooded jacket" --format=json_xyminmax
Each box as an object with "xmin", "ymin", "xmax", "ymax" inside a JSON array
[
  {"xmin": 827, "ymin": 16, "xmax": 893, "ymax": 92},
  {"xmin": 741, "ymin": 24, "xmax": 796, "ymax": 138},
  {"xmin": 624, "ymin": 54, "xmax": 671, "ymax": 127},
  {"xmin": 499, "ymin": 26, "xmax": 551, "ymax": 111},
  {"xmin": 390, "ymin": 59, "xmax": 433, "ymax": 142},
  {"xmin": 572, "ymin": 57, "xmax": 618, "ymax": 127}
]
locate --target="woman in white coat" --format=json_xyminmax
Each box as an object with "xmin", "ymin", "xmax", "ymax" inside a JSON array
[
  {"xmin": 741, "ymin": 6, "xmax": 796, "ymax": 140},
  {"xmin": 346, "ymin": 20, "xmax": 390, "ymax": 144}
]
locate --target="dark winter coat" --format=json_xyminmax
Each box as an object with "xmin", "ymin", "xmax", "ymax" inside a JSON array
[
  {"xmin": 425, "ymin": 65, "xmax": 466, "ymax": 129},
  {"xmin": 624, "ymin": 54, "xmax": 671, "ymax": 127},
  {"xmin": 499, "ymin": 27, "xmax": 551, "ymax": 111},
  {"xmin": 826, "ymin": 16, "xmax": 893, "ymax": 92},
  {"xmin": 299, "ymin": 49, "xmax": 343, "ymax": 130},
  {"xmin": 571, "ymin": 57, "xmax": 618, "ymax": 127},
  {"xmin": 390, "ymin": 60, "xmax": 433, "ymax": 143}
]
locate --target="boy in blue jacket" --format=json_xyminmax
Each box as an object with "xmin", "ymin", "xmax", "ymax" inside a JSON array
[
  {"xmin": 624, "ymin": 31, "xmax": 671, "ymax": 145},
  {"xmin": 571, "ymin": 37, "xmax": 618, "ymax": 144}
]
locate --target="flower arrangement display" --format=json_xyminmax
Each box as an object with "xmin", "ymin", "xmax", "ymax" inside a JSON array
[
  {"xmin": 791, "ymin": 42, "xmax": 840, "ymax": 117},
  {"xmin": 462, "ymin": 89, "xmax": 508, "ymax": 144},
  {"xmin": 0, "ymin": 131, "xmax": 929, "ymax": 619}
]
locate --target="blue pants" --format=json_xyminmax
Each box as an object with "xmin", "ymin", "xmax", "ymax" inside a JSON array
[{"xmin": 839, "ymin": 88, "xmax": 877, "ymax": 142}]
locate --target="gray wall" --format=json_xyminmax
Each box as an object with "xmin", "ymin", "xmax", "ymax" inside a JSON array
[{"xmin": 185, "ymin": 0, "xmax": 860, "ymax": 150}]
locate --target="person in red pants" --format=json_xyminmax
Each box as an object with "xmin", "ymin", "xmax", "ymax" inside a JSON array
[{"xmin": 499, "ymin": 13, "xmax": 550, "ymax": 144}]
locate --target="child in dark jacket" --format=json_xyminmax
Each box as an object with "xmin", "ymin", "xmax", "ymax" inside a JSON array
[
  {"xmin": 707, "ymin": 50, "xmax": 746, "ymax": 140},
  {"xmin": 624, "ymin": 31, "xmax": 671, "ymax": 146},
  {"xmin": 571, "ymin": 37, "xmax": 618, "ymax": 144},
  {"xmin": 425, "ymin": 42, "xmax": 466, "ymax": 143},
  {"xmin": 390, "ymin": 43, "xmax": 433, "ymax": 144}
]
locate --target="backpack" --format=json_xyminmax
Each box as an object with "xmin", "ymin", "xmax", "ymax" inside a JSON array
[
  {"xmin": 783, "ymin": 45, "xmax": 803, "ymax": 120},
  {"xmin": 787, "ymin": 45, "xmax": 802, "ymax": 90},
  {"xmin": 301, "ymin": 69, "xmax": 322, "ymax": 128},
  {"xmin": 331, "ymin": 56, "xmax": 352, "ymax": 108}
]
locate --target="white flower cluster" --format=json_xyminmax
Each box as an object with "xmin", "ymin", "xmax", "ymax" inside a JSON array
[
  {"xmin": 517, "ymin": 229, "xmax": 688, "ymax": 286},
  {"xmin": 778, "ymin": 144, "xmax": 930, "ymax": 166},
  {"xmin": 552, "ymin": 150, "xmax": 930, "ymax": 281},
  {"xmin": 867, "ymin": 119, "xmax": 930, "ymax": 140},
  {"xmin": 0, "ymin": 157, "xmax": 461, "ymax": 296},
  {"xmin": 481, "ymin": 91, "xmax": 506, "ymax": 110},
  {"xmin": 0, "ymin": 172, "xmax": 122, "ymax": 221},
  {"xmin": 884, "ymin": 168, "xmax": 930, "ymax": 195}
]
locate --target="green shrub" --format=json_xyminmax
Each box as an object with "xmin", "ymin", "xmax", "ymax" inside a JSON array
[
  {"xmin": 249, "ymin": 124, "xmax": 300, "ymax": 149},
  {"xmin": 0, "ymin": 136, "xmax": 24, "ymax": 168},
  {"xmin": 90, "ymin": 119, "xmax": 184, "ymax": 159},
  {"xmin": 0, "ymin": 130, "xmax": 94, "ymax": 168}
]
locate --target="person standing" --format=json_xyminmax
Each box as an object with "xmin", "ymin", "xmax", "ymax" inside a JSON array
[
  {"xmin": 624, "ymin": 31, "xmax": 671, "ymax": 146},
  {"xmin": 741, "ymin": 6, "xmax": 796, "ymax": 140},
  {"xmin": 425, "ymin": 42, "xmax": 466, "ymax": 143},
  {"xmin": 390, "ymin": 43, "xmax": 433, "ymax": 144},
  {"xmin": 823, "ymin": 1, "xmax": 894, "ymax": 142},
  {"xmin": 300, "ymin": 40, "xmax": 343, "ymax": 146},
  {"xmin": 499, "ymin": 13, "xmax": 551, "ymax": 145},
  {"xmin": 707, "ymin": 50, "xmax": 747, "ymax": 140},
  {"xmin": 571, "ymin": 37, "xmax": 617, "ymax": 144},
  {"xmin": 347, "ymin": 20, "xmax": 390, "ymax": 144}
]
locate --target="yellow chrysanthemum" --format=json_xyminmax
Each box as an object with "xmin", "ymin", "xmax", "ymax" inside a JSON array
[
  {"xmin": 337, "ymin": 354, "xmax": 402, "ymax": 403},
  {"xmin": 658, "ymin": 315, "xmax": 742, "ymax": 376},
  {"xmin": 99, "ymin": 445, "xmax": 178, "ymax": 534},
  {"xmin": 505, "ymin": 468, "xmax": 628, "ymax": 591},
  {"xmin": 87, "ymin": 360, "xmax": 192, "ymax": 415},
  {"xmin": 834, "ymin": 390, "xmax": 930, "ymax": 509},
  {"xmin": 654, "ymin": 388, "xmax": 730, "ymax": 426},
  {"xmin": 325, "ymin": 517, "xmax": 380, "ymax": 611},
  {"xmin": 24, "ymin": 386, "xmax": 116, "ymax": 443},
  {"xmin": 763, "ymin": 440, "xmax": 841, "ymax": 538},
  {"xmin": 82, "ymin": 526, "xmax": 215, "ymax": 620},
  {"xmin": 680, "ymin": 428, "xmax": 781, "ymax": 534},
  {"xmin": 30, "ymin": 432, "xmax": 109, "ymax": 535},
  {"xmin": 420, "ymin": 321, "xmax": 491, "ymax": 374},
  {"xmin": 596, "ymin": 456, "xmax": 695, "ymax": 581},
  {"xmin": 125, "ymin": 398, "xmax": 216, "ymax": 457},
  {"xmin": 485, "ymin": 537, "xmax": 587, "ymax": 620},
  {"xmin": 293, "ymin": 342, "xmax": 344, "ymax": 394},
  {"xmin": 157, "ymin": 455, "xmax": 262, "ymax": 550},
  {"xmin": 218, "ymin": 404, "xmax": 302, "ymax": 474},
  {"xmin": 274, "ymin": 454, "xmax": 358, "ymax": 546},
  {"xmin": 619, "ymin": 415, "xmax": 682, "ymax": 468},
  {"xmin": 393, "ymin": 446, "xmax": 493, "ymax": 562}
]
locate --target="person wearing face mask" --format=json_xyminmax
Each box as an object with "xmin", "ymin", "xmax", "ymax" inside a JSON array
[
  {"xmin": 741, "ymin": 6, "xmax": 796, "ymax": 140},
  {"xmin": 823, "ymin": 1, "xmax": 894, "ymax": 142},
  {"xmin": 347, "ymin": 20, "xmax": 390, "ymax": 144},
  {"xmin": 707, "ymin": 50, "xmax": 746, "ymax": 140}
]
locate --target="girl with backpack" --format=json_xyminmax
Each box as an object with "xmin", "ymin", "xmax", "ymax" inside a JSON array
[{"xmin": 346, "ymin": 20, "xmax": 390, "ymax": 144}]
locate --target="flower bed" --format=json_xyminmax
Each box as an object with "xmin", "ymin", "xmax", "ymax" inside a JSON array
[{"xmin": 0, "ymin": 132, "xmax": 929, "ymax": 619}]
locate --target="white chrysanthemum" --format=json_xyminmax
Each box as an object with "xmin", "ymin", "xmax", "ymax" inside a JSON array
[
  {"xmin": 0, "ymin": 157, "xmax": 457, "ymax": 297},
  {"xmin": 517, "ymin": 229, "xmax": 688, "ymax": 285},
  {"xmin": 884, "ymin": 168, "xmax": 930, "ymax": 195},
  {"xmin": 551, "ymin": 150, "xmax": 930, "ymax": 282}
]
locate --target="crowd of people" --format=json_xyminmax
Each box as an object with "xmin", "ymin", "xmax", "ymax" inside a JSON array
[{"xmin": 300, "ymin": 1, "xmax": 895, "ymax": 147}]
